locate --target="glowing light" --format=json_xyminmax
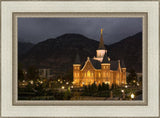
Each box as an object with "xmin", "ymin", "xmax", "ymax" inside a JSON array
[
  {"xmin": 131, "ymin": 93, "xmax": 135, "ymax": 99},
  {"xmin": 58, "ymin": 79, "xmax": 60, "ymax": 82},
  {"xmin": 60, "ymin": 81, "xmax": 62, "ymax": 84},
  {"xmin": 105, "ymin": 81, "xmax": 109, "ymax": 84},
  {"xmin": 121, "ymin": 89, "xmax": 124, "ymax": 93},
  {"xmin": 87, "ymin": 71, "xmax": 91, "ymax": 77},
  {"xmin": 125, "ymin": 85, "xmax": 128, "ymax": 88},
  {"xmin": 61, "ymin": 86, "xmax": 65, "ymax": 89},
  {"xmin": 66, "ymin": 82, "xmax": 69, "ymax": 85},
  {"xmin": 30, "ymin": 80, "xmax": 34, "ymax": 85},
  {"xmin": 71, "ymin": 86, "xmax": 73, "ymax": 88},
  {"xmin": 137, "ymin": 83, "xmax": 139, "ymax": 86},
  {"xmin": 40, "ymin": 81, "xmax": 43, "ymax": 84}
]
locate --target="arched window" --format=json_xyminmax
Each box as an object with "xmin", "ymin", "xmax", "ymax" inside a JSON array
[
  {"xmin": 87, "ymin": 71, "xmax": 91, "ymax": 77},
  {"xmin": 99, "ymin": 72, "xmax": 101, "ymax": 77}
]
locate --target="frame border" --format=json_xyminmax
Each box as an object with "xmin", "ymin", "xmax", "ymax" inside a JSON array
[
  {"xmin": 13, "ymin": 12, "xmax": 147, "ymax": 106},
  {"xmin": 0, "ymin": 0, "xmax": 159, "ymax": 118}
]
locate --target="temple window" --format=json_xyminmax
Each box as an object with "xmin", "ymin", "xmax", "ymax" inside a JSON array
[
  {"xmin": 99, "ymin": 72, "xmax": 101, "ymax": 77},
  {"xmin": 87, "ymin": 71, "xmax": 91, "ymax": 77}
]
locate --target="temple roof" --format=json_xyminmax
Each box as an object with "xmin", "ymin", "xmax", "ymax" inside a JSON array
[
  {"xmin": 90, "ymin": 58, "xmax": 101, "ymax": 69},
  {"xmin": 110, "ymin": 61, "xmax": 119, "ymax": 70},
  {"xmin": 98, "ymin": 29, "xmax": 105, "ymax": 50},
  {"xmin": 102, "ymin": 53, "xmax": 110, "ymax": 63},
  {"xmin": 80, "ymin": 58, "xmax": 121, "ymax": 70},
  {"xmin": 74, "ymin": 53, "xmax": 81, "ymax": 64}
]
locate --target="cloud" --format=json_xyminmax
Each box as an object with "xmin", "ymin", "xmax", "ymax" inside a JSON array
[{"xmin": 18, "ymin": 17, "xmax": 142, "ymax": 45}]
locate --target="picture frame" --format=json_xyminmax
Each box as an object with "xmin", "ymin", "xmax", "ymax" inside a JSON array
[{"xmin": 1, "ymin": 0, "xmax": 159, "ymax": 117}]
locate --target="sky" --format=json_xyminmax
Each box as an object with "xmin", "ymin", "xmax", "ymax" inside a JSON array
[{"xmin": 18, "ymin": 17, "xmax": 142, "ymax": 45}]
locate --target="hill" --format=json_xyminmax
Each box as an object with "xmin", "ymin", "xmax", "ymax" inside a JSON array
[{"xmin": 19, "ymin": 32, "xmax": 142, "ymax": 73}]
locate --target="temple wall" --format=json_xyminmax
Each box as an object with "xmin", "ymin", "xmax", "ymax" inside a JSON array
[{"xmin": 73, "ymin": 61, "xmax": 127, "ymax": 87}]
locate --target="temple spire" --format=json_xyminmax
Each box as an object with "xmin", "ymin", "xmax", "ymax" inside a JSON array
[
  {"xmin": 98, "ymin": 28, "xmax": 105, "ymax": 50},
  {"xmin": 101, "ymin": 28, "xmax": 103, "ymax": 35}
]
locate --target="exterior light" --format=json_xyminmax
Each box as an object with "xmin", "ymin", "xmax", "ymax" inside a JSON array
[
  {"xmin": 125, "ymin": 85, "xmax": 128, "ymax": 88},
  {"xmin": 131, "ymin": 93, "xmax": 135, "ymax": 99},
  {"xmin": 133, "ymin": 80, "xmax": 136, "ymax": 83},
  {"xmin": 121, "ymin": 89, "xmax": 124, "ymax": 93},
  {"xmin": 60, "ymin": 81, "xmax": 62, "ymax": 84},
  {"xmin": 30, "ymin": 80, "xmax": 34, "ymax": 85},
  {"xmin": 137, "ymin": 83, "xmax": 139, "ymax": 86},
  {"xmin": 66, "ymin": 82, "xmax": 69, "ymax": 85},
  {"xmin": 105, "ymin": 81, "xmax": 109, "ymax": 84},
  {"xmin": 71, "ymin": 86, "xmax": 73, "ymax": 88},
  {"xmin": 58, "ymin": 79, "xmax": 60, "ymax": 82},
  {"xmin": 61, "ymin": 86, "xmax": 65, "ymax": 89}
]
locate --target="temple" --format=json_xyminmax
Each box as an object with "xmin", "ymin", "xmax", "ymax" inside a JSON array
[{"xmin": 73, "ymin": 29, "xmax": 127, "ymax": 87}]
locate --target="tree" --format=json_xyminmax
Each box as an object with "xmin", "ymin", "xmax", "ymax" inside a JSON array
[
  {"xmin": 98, "ymin": 84, "xmax": 102, "ymax": 91},
  {"xmin": 111, "ymin": 84, "xmax": 114, "ymax": 90},
  {"xmin": 63, "ymin": 90, "xmax": 72, "ymax": 100},
  {"xmin": 27, "ymin": 66, "xmax": 39, "ymax": 81},
  {"xmin": 127, "ymin": 69, "xmax": 138, "ymax": 86},
  {"xmin": 91, "ymin": 82, "xmax": 97, "ymax": 93},
  {"xmin": 106, "ymin": 83, "xmax": 109, "ymax": 90},
  {"xmin": 63, "ymin": 70, "xmax": 73, "ymax": 82},
  {"xmin": 102, "ymin": 82, "xmax": 106, "ymax": 90},
  {"xmin": 18, "ymin": 63, "xmax": 25, "ymax": 82},
  {"xmin": 139, "ymin": 76, "xmax": 142, "ymax": 86}
]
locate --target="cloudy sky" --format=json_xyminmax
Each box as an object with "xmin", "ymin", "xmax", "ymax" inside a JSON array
[{"xmin": 18, "ymin": 17, "xmax": 142, "ymax": 45}]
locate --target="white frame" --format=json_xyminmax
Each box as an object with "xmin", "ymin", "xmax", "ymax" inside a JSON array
[{"xmin": 1, "ymin": 0, "xmax": 159, "ymax": 118}]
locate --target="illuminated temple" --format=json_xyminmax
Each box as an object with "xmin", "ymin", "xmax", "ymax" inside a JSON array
[{"xmin": 73, "ymin": 29, "xmax": 126, "ymax": 87}]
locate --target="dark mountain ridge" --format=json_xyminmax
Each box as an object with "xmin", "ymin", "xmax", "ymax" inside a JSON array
[{"xmin": 19, "ymin": 32, "xmax": 142, "ymax": 73}]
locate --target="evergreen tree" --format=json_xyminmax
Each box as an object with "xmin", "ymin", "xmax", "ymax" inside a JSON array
[
  {"xmin": 127, "ymin": 69, "xmax": 138, "ymax": 86},
  {"xmin": 18, "ymin": 63, "xmax": 24, "ymax": 82},
  {"xmin": 27, "ymin": 66, "xmax": 39, "ymax": 82},
  {"xmin": 102, "ymin": 82, "xmax": 106, "ymax": 90},
  {"xmin": 111, "ymin": 84, "xmax": 114, "ymax": 90},
  {"xmin": 98, "ymin": 84, "xmax": 102, "ymax": 91},
  {"xmin": 63, "ymin": 90, "xmax": 71, "ymax": 100},
  {"xmin": 106, "ymin": 83, "xmax": 109, "ymax": 90}
]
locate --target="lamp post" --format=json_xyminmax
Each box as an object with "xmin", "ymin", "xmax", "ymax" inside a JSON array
[{"xmin": 121, "ymin": 89, "xmax": 125, "ymax": 100}]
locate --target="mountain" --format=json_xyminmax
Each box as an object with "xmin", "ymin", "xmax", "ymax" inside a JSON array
[
  {"xmin": 18, "ymin": 42, "xmax": 34, "ymax": 59},
  {"xmin": 19, "ymin": 32, "xmax": 142, "ymax": 73},
  {"xmin": 20, "ymin": 34, "xmax": 104, "ymax": 72},
  {"xmin": 107, "ymin": 32, "xmax": 142, "ymax": 72}
]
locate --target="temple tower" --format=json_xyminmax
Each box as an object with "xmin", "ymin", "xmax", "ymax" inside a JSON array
[
  {"xmin": 101, "ymin": 53, "xmax": 111, "ymax": 86},
  {"xmin": 73, "ymin": 54, "xmax": 81, "ymax": 87},
  {"xmin": 94, "ymin": 29, "xmax": 107, "ymax": 62}
]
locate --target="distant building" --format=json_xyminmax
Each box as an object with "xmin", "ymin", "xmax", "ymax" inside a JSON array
[
  {"xmin": 39, "ymin": 69, "xmax": 54, "ymax": 79},
  {"xmin": 73, "ymin": 29, "xmax": 127, "ymax": 87}
]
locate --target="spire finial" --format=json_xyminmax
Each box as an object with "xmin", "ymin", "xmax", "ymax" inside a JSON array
[
  {"xmin": 98, "ymin": 28, "xmax": 105, "ymax": 50},
  {"xmin": 101, "ymin": 28, "xmax": 103, "ymax": 35}
]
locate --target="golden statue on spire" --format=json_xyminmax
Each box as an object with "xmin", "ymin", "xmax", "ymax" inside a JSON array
[{"xmin": 101, "ymin": 28, "xmax": 103, "ymax": 34}]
